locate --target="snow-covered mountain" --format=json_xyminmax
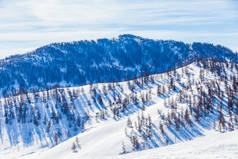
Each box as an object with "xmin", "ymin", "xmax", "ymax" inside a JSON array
[
  {"xmin": 0, "ymin": 34, "xmax": 237, "ymax": 97},
  {"xmin": 0, "ymin": 56, "xmax": 237, "ymax": 159}
]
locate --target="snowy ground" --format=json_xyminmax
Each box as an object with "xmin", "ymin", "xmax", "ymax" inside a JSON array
[
  {"xmin": 7, "ymin": 126, "xmax": 238, "ymax": 159},
  {"xmin": 117, "ymin": 130, "xmax": 238, "ymax": 159}
]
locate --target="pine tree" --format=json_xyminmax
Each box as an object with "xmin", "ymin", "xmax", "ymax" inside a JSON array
[
  {"xmin": 121, "ymin": 142, "xmax": 126, "ymax": 154},
  {"xmin": 127, "ymin": 117, "xmax": 132, "ymax": 128},
  {"xmin": 72, "ymin": 142, "xmax": 77, "ymax": 152},
  {"xmin": 157, "ymin": 85, "xmax": 161, "ymax": 96},
  {"xmin": 55, "ymin": 134, "xmax": 59, "ymax": 145},
  {"xmin": 159, "ymin": 122, "xmax": 164, "ymax": 135},
  {"xmin": 131, "ymin": 136, "xmax": 140, "ymax": 151}
]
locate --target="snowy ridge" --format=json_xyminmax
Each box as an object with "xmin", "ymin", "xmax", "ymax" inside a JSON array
[
  {"xmin": 0, "ymin": 34, "xmax": 237, "ymax": 97},
  {"xmin": 0, "ymin": 58, "xmax": 237, "ymax": 159}
]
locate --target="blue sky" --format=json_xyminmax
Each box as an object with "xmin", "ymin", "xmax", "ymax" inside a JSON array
[{"xmin": 0, "ymin": 0, "xmax": 237, "ymax": 59}]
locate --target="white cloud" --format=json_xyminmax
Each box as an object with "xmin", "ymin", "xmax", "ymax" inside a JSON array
[{"xmin": 0, "ymin": 0, "xmax": 237, "ymax": 59}]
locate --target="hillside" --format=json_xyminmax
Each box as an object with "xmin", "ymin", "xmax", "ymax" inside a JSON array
[
  {"xmin": 0, "ymin": 34, "xmax": 237, "ymax": 97},
  {"xmin": 0, "ymin": 58, "xmax": 237, "ymax": 159}
]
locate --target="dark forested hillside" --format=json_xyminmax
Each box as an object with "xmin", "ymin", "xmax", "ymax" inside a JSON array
[{"xmin": 0, "ymin": 34, "xmax": 237, "ymax": 97}]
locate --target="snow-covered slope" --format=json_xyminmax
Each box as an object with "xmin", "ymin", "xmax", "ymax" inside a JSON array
[
  {"xmin": 17, "ymin": 129, "xmax": 238, "ymax": 159},
  {"xmin": 0, "ymin": 58, "xmax": 237, "ymax": 159},
  {"xmin": 117, "ymin": 130, "xmax": 238, "ymax": 159}
]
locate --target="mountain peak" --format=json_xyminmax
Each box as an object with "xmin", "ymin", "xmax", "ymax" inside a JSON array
[{"xmin": 118, "ymin": 34, "xmax": 144, "ymax": 40}]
